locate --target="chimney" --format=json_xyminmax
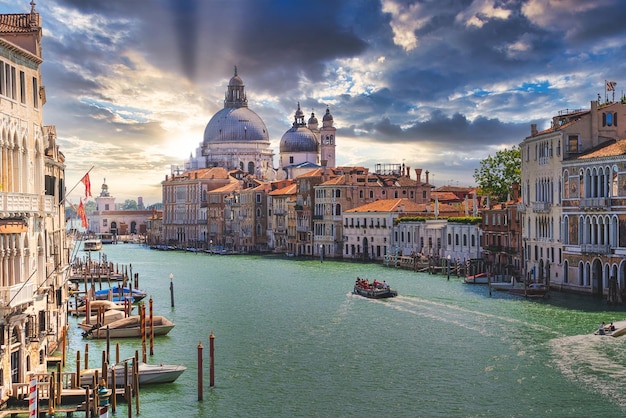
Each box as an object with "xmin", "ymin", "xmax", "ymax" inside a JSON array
[
  {"xmin": 425, "ymin": 170, "xmax": 430, "ymax": 184},
  {"xmin": 406, "ymin": 166, "xmax": 410, "ymax": 178},
  {"xmin": 415, "ymin": 169, "xmax": 422, "ymax": 183},
  {"xmin": 531, "ymin": 124, "xmax": 537, "ymax": 136},
  {"xmin": 512, "ymin": 182, "xmax": 520, "ymax": 201}
]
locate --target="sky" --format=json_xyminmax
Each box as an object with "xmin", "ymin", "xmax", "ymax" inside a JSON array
[{"xmin": 2, "ymin": 0, "xmax": 626, "ymax": 205}]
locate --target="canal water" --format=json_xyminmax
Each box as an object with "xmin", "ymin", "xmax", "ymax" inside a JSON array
[{"xmin": 62, "ymin": 244, "xmax": 626, "ymax": 417}]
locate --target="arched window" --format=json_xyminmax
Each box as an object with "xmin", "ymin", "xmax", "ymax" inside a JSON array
[
  {"xmin": 247, "ymin": 161, "xmax": 255, "ymax": 174},
  {"xmin": 335, "ymin": 204, "xmax": 341, "ymax": 216}
]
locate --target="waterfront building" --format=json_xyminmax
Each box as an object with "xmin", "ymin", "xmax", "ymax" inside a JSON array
[
  {"xmin": 145, "ymin": 209, "xmax": 163, "ymax": 246},
  {"xmin": 207, "ymin": 177, "xmax": 241, "ymax": 251},
  {"xmin": 343, "ymin": 199, "xmax": 424, "ymax": 260},
  {"xmin": 161, "ymin": 167, "xmax": 231, "ymax": 248},
  {"xmin": 313, "ymin": 165, "xmax": 432, "ymax": 259},
  {"xmin": 267, "ymin": 181, "xmax": 296, "ymax": 254},
  {"xmin": 561, "ymin": 135, "xmax": 626, "ymax": 298},
  {"xmin": 392, "ymin": 217, "xmax": 482, "ymax": 262},
  {"xmin": 86, "ymin": 180, "xmax": 156, "ymax": 237},
  {"xmin": 0, "ymin": 4, "xmax": 70, "ymax": 403},
  {"xmin": 521, "ymin": 98, "xmax": 626, "ymax": 295},
  {"xmin": 480, "ymin": 183, "xmax": 523, "ymax": 278}
]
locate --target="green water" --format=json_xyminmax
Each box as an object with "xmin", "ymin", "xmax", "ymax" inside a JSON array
[{"xmin": 61, "ymin": 244, "xmax": 626, "ymax": 417}]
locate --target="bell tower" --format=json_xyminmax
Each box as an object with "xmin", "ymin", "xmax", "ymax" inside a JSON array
[{"xmin": 319, "ymin": 107, "xmax": 336, "ymax": 168}]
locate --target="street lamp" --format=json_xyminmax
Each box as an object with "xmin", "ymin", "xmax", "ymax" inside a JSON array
[
  {"xmin": 210, "ymin": 240, "xmax": 213, "ymax": 255},
  {"xmin": 447, "ymin": 254, "xmax": 451, "ymax": 281},
  {"xmin": 320, "ymin": 244, "xmax": 324, "ymax": 263}
]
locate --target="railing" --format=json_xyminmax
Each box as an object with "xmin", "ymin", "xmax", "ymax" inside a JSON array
[
  {"xmin": 532, "ymin": 201, "xmax": 551, "ymax": 213},
  {"xmin": 579, "ymin": 197, "xmax": 609, "ymax": 210},
  {"xmin": 0, "ymin": 192, "xmax": 55, "ymax": 216},
  {"xmin": 581, "ymin": 243, "xmax": 611, "ymax": 254},
  {"xmin": 0, "ymin": 282, "xmax": 35, "ymax": 308}
]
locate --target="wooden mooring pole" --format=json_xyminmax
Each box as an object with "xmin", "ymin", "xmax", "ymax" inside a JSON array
[
  {"xmin": 209, "ymin": 331, "xmax": 215, "ymax": 388},
  {"xmin": 197, "ymin": 341, "xmax": 203, "ymax": 401}
]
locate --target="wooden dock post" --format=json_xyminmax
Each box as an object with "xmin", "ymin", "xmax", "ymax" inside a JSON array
[
  {"xmin": 110, "ymin": 364, "xmax": 117, "ymax": 414},
  {"xmin": 62, "ymin": 325, "xmax": 67, "ymax": 367},
  {"xmin": 197, "ymin": 341, "xmax": 204, "ymax": 401},
  {"xmin": 75, "ymin": 351, "xmax": 81, "ymax": 389},
  {"xmin": 140, "ymin": 304, "xmax": 147, "ymax": 363},
  {"xmin": 149, "ymin": 297, "xmax": 154, "ymax": 356},
  {"xmin": 209, "ymin": 331, "xmax": 215, "ymax": 388},
  {"xmin": 85, "ymin": 343, "xmax": 89, "ymax": 370}
]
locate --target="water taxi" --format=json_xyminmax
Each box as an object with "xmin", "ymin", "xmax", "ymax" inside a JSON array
[{"xmin": 83, "ymin": 239, "xmax": 103, "ymax": 251}]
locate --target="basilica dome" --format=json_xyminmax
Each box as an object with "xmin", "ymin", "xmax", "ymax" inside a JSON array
[
  {"xmin": 280, "ymin": 126, "xmax": 318, "ymax": 153},
  {"xmin": 280, "ymin": 103, "xmax": 318, "ymax": 153},
  {"xmin": 203, "ymin": 107, "xmax": 269, "ymax": 145}
]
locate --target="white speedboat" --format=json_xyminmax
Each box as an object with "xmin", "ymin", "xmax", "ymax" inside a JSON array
[{"xmin": 81, "ymin": 361, "xmax": 186, "ymax": 386}]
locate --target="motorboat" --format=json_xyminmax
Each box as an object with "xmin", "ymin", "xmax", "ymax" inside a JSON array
[
  {"xmin": 464, "ymin": 273, "xmax": 489, "ymax": 284},
  {"xmin": 73, "ymin": 299, "xmax": 132, "ymax": 316},
  {"xmin": 508, "ymin": 283, "xmax": 549, "ymax": 298},
  {"xmin": 594, "ymin": 320, "xmax": 626, "ymax": 337},
  {"xmin": 490, "ymin": 276, "xmax": 518, "ymax": 291},
  {"xmin": 81, "ymin": 361, "xmax": 186, "ymax": 387},
  {"xmin": 83, "ymin": 239, "xmax": 103, "ymax": 251},
  {"xmin": 81, "ymin": 315, "xmax": 175, "ymax": 339},
  {"xmin": 94, "ymin": 286, "xmax": 147, "ymax": 302},
  {"xmin": 78, "ymin": 310, "xmax": 126, "ymax": 333},
  {"xmin": 353, "ymin": 278, "xmax": 397, "ymax": 299}
]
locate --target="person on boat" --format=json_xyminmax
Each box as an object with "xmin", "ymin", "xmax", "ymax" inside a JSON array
[
  {"xmin": 598, "ymin": 322, "xmax": 606, "ymax": 335},
  {"xmin": 609, "ymin": 322, "xmax": 616, "ymax": 331},
  {"xmin": 382, "ymin": 281, "xmax": 388, "ymax": 289}
]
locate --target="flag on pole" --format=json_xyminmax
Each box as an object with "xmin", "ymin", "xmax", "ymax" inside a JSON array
[
  {"xmin": 77, "ymin": 200, "xmax": 88, "ymax": 229},
  {"xmin": 606, "ymin": 81, "xmax": 617, "ymax": 91},
  {"xmin": 81, "ymin": 173, "xmax": 92, "ymax": 198}
]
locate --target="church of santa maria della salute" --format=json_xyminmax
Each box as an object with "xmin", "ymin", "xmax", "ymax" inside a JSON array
[{"xmin": 157, "ymin": 67, "xmax": 443, "ymax": 261}]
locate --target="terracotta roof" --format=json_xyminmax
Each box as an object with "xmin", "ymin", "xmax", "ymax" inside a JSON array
[
  {"xmin": 269, "ymin": 183, "xmax": 297, "ymax": 195},
  {"xmin": 0, "ymin": 13, "xmax": 38, "ymax": 33},
  {"xmin": 346, "ymin": 198, "xmax": 424, "ymax": 213},
  {"xmin": 577, "ymin": 138, "xmax": 626, "ymax": 159},
  {"xmin": 208, "ymin": 181, "xmax": 240, "ymax": 194}
]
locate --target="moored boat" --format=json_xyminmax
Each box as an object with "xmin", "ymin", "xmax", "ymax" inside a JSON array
[
  {"xmin": 464, "ymin": 272, "xmax": 489, "ymax": 284},
  {"xmin": 94, "ymin": 286, "xmax": 147, "ymax": 302},
  {"xmin": 508, "ymin": 283, "xmax": 549, "ymax": 298},
  {"xmin": 353, "ymin": 278, "xmax": 397, "ymax": 299},
  {"xmin": 81, "ymin": 315, "xmax": 175, "ymax": 339},
  {"xmin": 81, "ymin": 361, "xmax": 186, "ymax": 386}
]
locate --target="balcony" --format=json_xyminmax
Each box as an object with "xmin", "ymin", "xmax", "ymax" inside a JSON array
[
  {"xmin": 0, "ymin": 193, "xmax": 54, "ymax": 216},
  {"xmin": 0, "ymin": 282, "xmax": 35, "ymax": 309},
  {"xmin": 579, "ymin": 197, "xmax": 609, "ymax": 211},
  {"xmin": 532, "ymin": 201, "xmax": 551, "ymax": 213},
  {"xmin": 581, "ymin": 243, "xmax": 612, "ymax": 255}
]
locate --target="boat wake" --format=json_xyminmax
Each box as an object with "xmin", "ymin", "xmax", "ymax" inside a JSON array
[
  {"xmin": 379, "ymin": 294, "xmax": 563, "ymax": 340},
  {"xmin": 549, "ymin": 334, "xmax": 626, "ymax": 408}
]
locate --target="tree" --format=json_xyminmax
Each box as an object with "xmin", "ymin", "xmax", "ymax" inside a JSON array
[
  {"xmin": 122, "ymin": 199, "xmax": 138, "ymax": 210},
  {"xmin": 473, "ymin": 147, "xmax": 521, "ymax": 202}
]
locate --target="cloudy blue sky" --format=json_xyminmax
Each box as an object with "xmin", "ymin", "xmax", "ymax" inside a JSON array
[{"xmin": 3, "ymin": 0, "xmax": 626, "ymax": 204}]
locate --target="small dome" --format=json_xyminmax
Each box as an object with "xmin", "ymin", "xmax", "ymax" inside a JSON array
[
  {"xmin": 308, "ymin": 112, "xmax": 318, "ymax": 125},
  {"xmin": 323, "ymin": 107, "xmax": 333, "ymax": 122},
  {"xmin": 229, "ymin": 74, "xmax": 243, "ymax": 86},
  {"xmin": 280, "ymin": 126, "xmax": 318, "ymax": 153},
  {"xmin": 229, "ymin": 66, "xmax": 244, "ymax": 86}
]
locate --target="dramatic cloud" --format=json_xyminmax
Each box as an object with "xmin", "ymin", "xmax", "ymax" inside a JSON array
[{"xmin": 1, "ymin": 0, "xmax": 625, "ymax": 204}]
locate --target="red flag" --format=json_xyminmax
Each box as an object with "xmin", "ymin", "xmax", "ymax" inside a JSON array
[
  {"xmin": 77, "ymin": 200, "xmax": 88, "ymax": 229},
  {"xmin": 81, "ymin": 173, "xmax": 92, "ymax": 198}
]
